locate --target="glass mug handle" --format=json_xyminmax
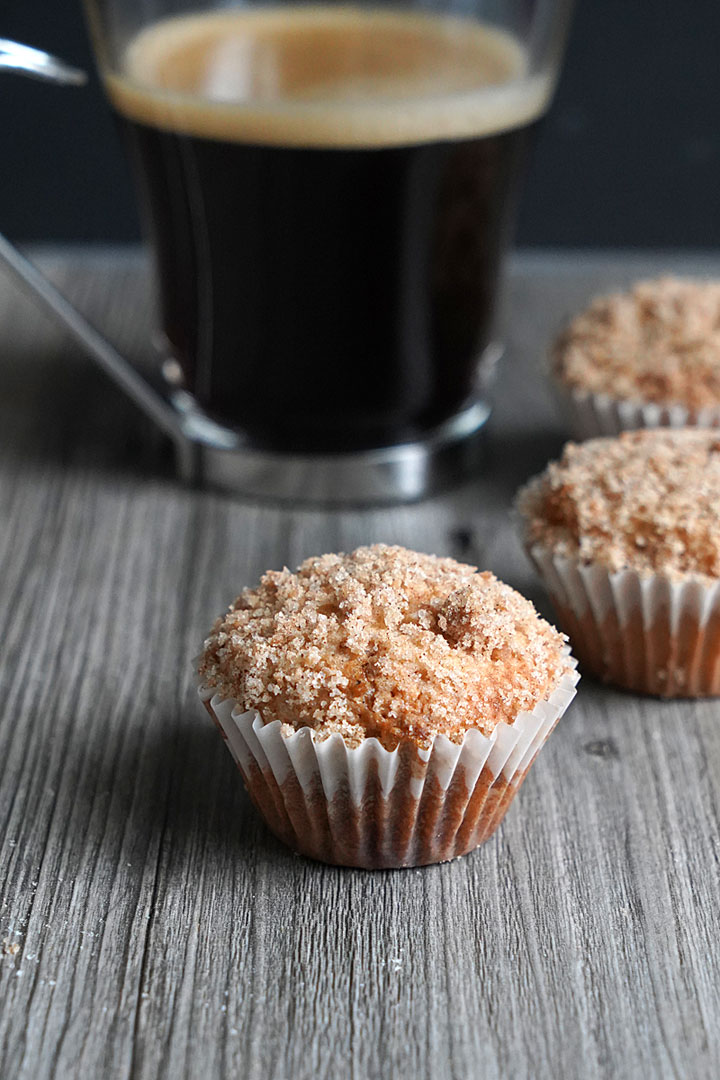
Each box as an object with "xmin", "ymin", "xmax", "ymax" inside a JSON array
[{"xmin": 0, "ymin": 42, "xmax": 196, "ymax": 475}]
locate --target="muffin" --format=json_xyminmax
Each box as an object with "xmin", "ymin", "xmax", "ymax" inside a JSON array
[
  {"xmin": 196, "ymin": 544, "xmax": 578, "ymax": 868},
  {"xmin": 517, "ymin": 429, "xmax": 720, "ymax": 697},
  {"xmin": 552, "ymin": 276, "xmax": 720, "ymax": 437}
]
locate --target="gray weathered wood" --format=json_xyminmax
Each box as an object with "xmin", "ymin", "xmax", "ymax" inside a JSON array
[{"xmin": 1, "ymin": 248, "xmax": 720, "ymax": 1080}]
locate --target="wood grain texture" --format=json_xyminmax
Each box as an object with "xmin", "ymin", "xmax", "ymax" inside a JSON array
[{"xmin": 1, "ymin": 248, "xmax": 720, "ymax": 1080}]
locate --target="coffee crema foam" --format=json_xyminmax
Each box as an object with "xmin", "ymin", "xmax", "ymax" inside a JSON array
[{"xmin": 106, "ymin": 6, "xmax": 551, "ymax": 148}]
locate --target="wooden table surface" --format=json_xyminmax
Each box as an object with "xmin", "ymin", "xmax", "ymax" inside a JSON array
[{"xmin": 1, "ymin": 247, "xmax": 719, "ymax": 1080}]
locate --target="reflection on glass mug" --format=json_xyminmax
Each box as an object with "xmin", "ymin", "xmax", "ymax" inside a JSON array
[{"xmin": 2, "ymin": 1, "xmax": 573, "ymax": 502}]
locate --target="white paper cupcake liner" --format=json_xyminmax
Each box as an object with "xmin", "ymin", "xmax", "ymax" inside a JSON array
[
  {"xmin": 526, "ymin": 543, "xmax": 720, "ymax": 697},
  {"xmin": 196, "ymin": 658, "xmax": 579, "ymax": 869},
  {"xmin": 555, "ymin": 382, "xmax": 720, "ymax": 440}
]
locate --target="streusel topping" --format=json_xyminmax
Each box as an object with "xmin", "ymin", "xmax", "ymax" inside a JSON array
[
  {"xmin": 554, "ymin": 276, "xmax": 720, "ymax": 411},
  {"xmin": 518, "ymin": 429, "xmax": 720, "ymax": 579},
  {"xmin": 199, "ymin": 544, "xmax": 569, "ymax": 749}
]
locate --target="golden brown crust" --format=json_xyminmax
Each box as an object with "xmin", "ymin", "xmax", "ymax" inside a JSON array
[
  {"xmin": 518, "ymin": 429, "xmax": 720, "ymax": 579},
  {"xmin": 239, "ymin": 755, "xmax": 527, "ymax": 867},
  {"xmin": 553, "ymin": 276, "xmax": 720, "ymax": 412},
  {"xmin": 549, "ymin": 597, "xmax": 720, "ymax": 698},
  {"xmin": 198, "ymin": 544, "xmax": 569, "ymax": 749}
]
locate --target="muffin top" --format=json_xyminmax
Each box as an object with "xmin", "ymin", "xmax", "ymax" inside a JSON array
[
  {"xmin": 518, "ymin": 429, "xmax": 720, "ymax": 579},
  {"xmin": 199, "ymin": 544, "xmax": 570, "ymax": 750},
  {"xmin": 553, "ymin": 276, "xmax": 720, "ymax": 411}
]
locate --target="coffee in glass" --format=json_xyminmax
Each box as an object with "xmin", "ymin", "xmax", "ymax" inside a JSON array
[{"xmin": 83, "ymin": 0, "xmax": 571, "ymax": 493}]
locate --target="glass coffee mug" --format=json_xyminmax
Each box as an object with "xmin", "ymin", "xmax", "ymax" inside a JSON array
[{"xmin": 3, "ymin": 0, "xmax": 572, "ymax": 502}]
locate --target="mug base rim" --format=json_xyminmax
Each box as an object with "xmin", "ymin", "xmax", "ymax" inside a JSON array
[{"xmin": 173, "ymin": 396, "xmax": 490, "ymax": 506}]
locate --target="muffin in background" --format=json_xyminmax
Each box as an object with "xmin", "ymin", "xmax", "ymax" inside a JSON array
[
  {"xmin": 197, "ymin": 544, "xmax": 578, "ymax": 869},
  {"xmin": 552, "ymin": 277, "xmax": 720, "ymax": 438},
  {"xmin": 517, "ymin": 429, "xmax": 720, "ymax": 697}
]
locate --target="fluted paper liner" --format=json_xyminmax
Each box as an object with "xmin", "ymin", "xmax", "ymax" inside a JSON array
[
  {"xmin": 555, "ymin": 382, "xmax": 720, "ymax": 441},
  {"xmin": 526, "ymin": 543, "xmax": 720, "ymax": 697},
  {"xmin": 197, "ymin": 658, "xmax": 579, "ymax": 869}
]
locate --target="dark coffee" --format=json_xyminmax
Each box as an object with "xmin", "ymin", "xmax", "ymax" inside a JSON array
[{"xmin": 108, "ymin": 7, "xmax": 547, "ymax": 451}]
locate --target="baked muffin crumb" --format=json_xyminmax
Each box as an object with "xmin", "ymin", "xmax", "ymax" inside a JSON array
[
  {"xmin": 554, "ymin": 276, "xmax": 720, "ymax": 411},
  {"xmin": 518, "ymin": 429, "xmax": 720, "ymax": 579},
  {"xmin": 199, "ymin": 544, "xmax": 569, "ymax": 749}
]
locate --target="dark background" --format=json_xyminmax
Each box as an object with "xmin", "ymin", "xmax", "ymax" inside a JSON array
[{"xmin": 2, "ymin": 0, "xmax": 720, "ymax": 247}]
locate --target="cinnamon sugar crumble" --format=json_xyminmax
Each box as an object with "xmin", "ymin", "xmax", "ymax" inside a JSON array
[
  {"xmin": 554, "ymin": 277, "xmax": 720, "ymax": 411},
  {"xmin": 518, "ymin": 429, "xmax": 720, "ymax": 579},
  {"xmin": 199, "ymin": 545, "xmax": 569, "ymax": 750}
]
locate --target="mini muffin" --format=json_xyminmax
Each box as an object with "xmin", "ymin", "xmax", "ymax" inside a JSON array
[
  {"xmin": 517, "ymin": 429, "xmax": 720, "ymax": 697},
  {"xmin": 553, "ymin": 276, "xmax": 720, "ymax": 437},
  {"xmin": 196, "ymin": 544, "xmax": 578, "ymax": 869}
]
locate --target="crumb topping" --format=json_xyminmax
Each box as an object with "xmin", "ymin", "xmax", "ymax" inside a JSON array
[
  {"xmin": 554, "ymin": 276, "xmax": 720, "ymax": 411},
  {"xmin": 518, "ymin": 429, "xmax": 720, "ymax": 578},
  {"xmin": 199, "ymin": 544, "xmax": 569, "ymax": 749}
]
